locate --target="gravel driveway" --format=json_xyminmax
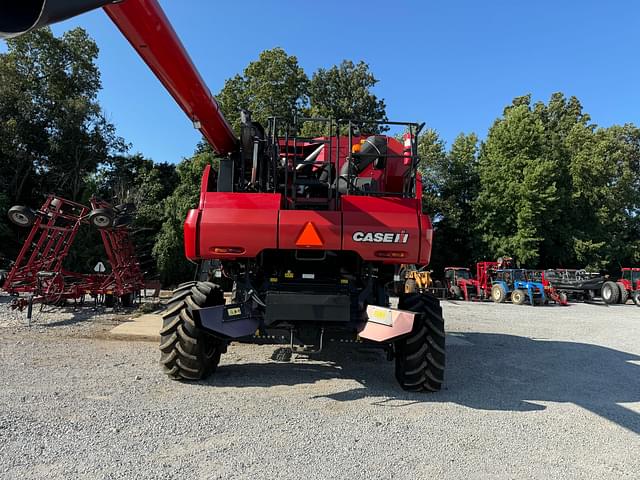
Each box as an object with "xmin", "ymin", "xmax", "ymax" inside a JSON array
[{"xmin": 1, "ymin": 295, "xmax": 639, "ymax": 479}]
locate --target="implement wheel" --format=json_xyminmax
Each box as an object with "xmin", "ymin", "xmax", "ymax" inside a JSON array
[
  {"xmin": 394, "ymin": 293, "xmax": 445, "ymax": 392},
  {"xmin": 601, "ymin": 281, "xmax": 620, "ymax": 305},
  {"xmin": 88, "ymin": 208, "xmax": 115, "ymax": 229},
  {"xmin": 8, "ymin": 206, "xmax": 36, "ymax": 227},
  {"xmin": 160, "ymin": 281, "xmax": 226, "ymax": 381}
]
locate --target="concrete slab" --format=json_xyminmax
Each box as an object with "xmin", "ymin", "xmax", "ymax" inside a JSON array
[{"xmin": 110, "ymin": 314, "xmax": 161, "ymax": 341}]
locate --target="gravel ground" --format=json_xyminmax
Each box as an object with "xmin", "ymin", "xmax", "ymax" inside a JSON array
[{"xmin": 1, "ymin": 293, "xmax": 639, "ymax": 479}]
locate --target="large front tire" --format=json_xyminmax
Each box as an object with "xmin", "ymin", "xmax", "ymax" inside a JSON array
[
  {"xmin": 394, "ymin": 293, "xmax": 446, "ymax": 392},
  {"xmin": 160, "ymin": 281, "xmax": 226, "ymax": 381}
]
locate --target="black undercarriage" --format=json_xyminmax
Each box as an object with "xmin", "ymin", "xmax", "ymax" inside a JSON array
[{"xmin": 194, "ymin": 251, "xmax": 397, "ymax": 349}]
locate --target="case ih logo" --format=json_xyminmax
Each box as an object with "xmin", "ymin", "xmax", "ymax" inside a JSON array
[{"xmin": 352, "ymin": 231, "xmax": 409, "ymax": 244}]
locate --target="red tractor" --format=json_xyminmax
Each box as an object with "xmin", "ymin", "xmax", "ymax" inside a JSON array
[
  {"xmin": 443, "ymin": 267, "xmax": 480, "ymax": 300},
  {"xmin": 602, "ymin": 268, "xmax": 640, "ymax": 305},
  {"xmin": 1, "ymin": 1, "xmax": 445, "ymax": 391}
]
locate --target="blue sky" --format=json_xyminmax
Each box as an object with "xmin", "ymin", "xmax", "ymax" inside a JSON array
[{"xmin": 2, "ymin": 1, "xmax": 639, "ymax": 164}]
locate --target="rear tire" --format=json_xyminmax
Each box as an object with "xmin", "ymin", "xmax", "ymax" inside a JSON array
[
  {"xmin": 633, "ymin": 291, "xmax": 640, "ymax": 307},
  {"xmin": 160, "ymin": 281, "xmax": 226, "ymax": 381},
  {"xmin": 602, "ymin": 281, "xmax": 620, "ymax": 304},
  {"xmin": 394, "ymin": 293, "xmax": 445, "ymax": 392},
  {"xmin": 617, "ymin": 283, "xmax": 629, "ymax": 304},
  {"xmin": 492, "ymin": 284, "xmax": 507, "ymax": 303}
]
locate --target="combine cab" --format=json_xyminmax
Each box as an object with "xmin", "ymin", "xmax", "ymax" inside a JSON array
[{"xmin": 0, "ymin": 0, "xmax": 445, "ymax": 391}]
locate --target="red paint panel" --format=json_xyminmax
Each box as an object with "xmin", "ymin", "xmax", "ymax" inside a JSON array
[
  {"xmin": 418, "ymin": 213, "xmax": 434, "ymax": 265},
  {"xmin": 103, "ymin": 1, "xmax": 237, "ymax": 155},
  {"xmin": 279, "ymin": 211, "xmax": 342, "ymax": 250},
  {"xmin": 183, "ymin": 209, "xmax": 199, "ymax": 260},
  {"xmin": 198, "ymin": 193, "xmax": 281, "ymax": 259},
  {"xmin": 341, "ymin": 196, "xmax": 420, "ymax": 263}
]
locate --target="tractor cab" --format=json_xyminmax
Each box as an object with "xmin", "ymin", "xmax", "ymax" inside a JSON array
[
  {"xmin": 621, "ymin": 268, "xmax": 640, "ymax": 291},
  {"xmin": 444, "ymin": 267, "xmax": 479, "ymax": 300},
  {"xmin": 491, "ymin": 268, "xmax": 546, "ymax": 306}
]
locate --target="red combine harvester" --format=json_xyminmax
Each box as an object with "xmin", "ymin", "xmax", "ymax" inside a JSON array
[
  {"xmin": 1, "ymin": 0, "xmax": 445, "ymax": 391},
  {"xmin": 2, "ymin": 195, "xmax": 143, "ymax": 309}
]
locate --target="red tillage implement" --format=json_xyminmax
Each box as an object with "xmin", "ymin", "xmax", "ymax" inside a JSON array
[{"xmin": 3, "ymin": 195, "xmax": 143, "ymax": 309}]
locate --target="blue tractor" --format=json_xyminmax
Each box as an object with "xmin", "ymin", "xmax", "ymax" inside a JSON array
[{"xmin": 490, "ymin": 269, "xmax": 546, "ymax": 306}]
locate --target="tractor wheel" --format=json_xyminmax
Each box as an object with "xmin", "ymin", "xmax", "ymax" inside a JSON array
[
  {"xmin": 88, "ymin": 208, "xmax": 115, "ymax": 229},
  {"xmin": 8, "ymin": 206, "xmax": 36, "ymax": 227},
  {"xmin": 601, "ymin": 281, "xmax": 620, "ymax": 305},
  {"xmin": 617, "ymin": 283, "xmax": 629, "ymax": 304},
  {"xmin": 492, "ymin": 284, "xmax": 507, "ymax": 303},
  {"xmin": 394, "ymin": 293, "xmax": 445, "ymax": 392},
  {"xmin": 160, "ymin": 281, "xmax": 226, "ymax": 381},
  {"xmin": 404, "ymin": 278, "xmax": 417, "ymax": 294},
  {"xmin": 512, "ymin": 289, "xmax": 526, "ymax": 305},
  {"xmin": 633, "ymin": 291, "xmax": 640, "ymax": 307},
  {"xmin": 451, "ymin": 285, "xmax": 463, "ymax": 300}
]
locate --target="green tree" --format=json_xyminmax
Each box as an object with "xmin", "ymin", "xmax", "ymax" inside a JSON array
[
  {"xmin": 568, "ymin": 123, "xmax": 640, "ymax": 270},
  {"xmin": 474, "ymin": 93, "xmax": 596, "ymax": 267},
  {"xmin": 475, "ymin": 96, "xmax": 553, "ymax": 265},
  {"xmin": 431, "ymin": 133, "xmax": 480, "ymax": 270},
  {"xmin": 0, "ymin": 27, "xmax": 125, "ymax": 264},
  {"xmin": 217, "ymin": 48, "xmax": 308, "ymax": 133},
  {"xmin": 152, "ymin": 151, "xmax": 219, "ymax": 285},
  {"xmin": 304, "ymin": 60, "xmax": 387, "ymax": 135}
]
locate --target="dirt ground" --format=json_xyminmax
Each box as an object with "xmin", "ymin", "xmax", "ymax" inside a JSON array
[{"xmin": 0, "ymin": 296, "xmax": 639, "ymax": 479}]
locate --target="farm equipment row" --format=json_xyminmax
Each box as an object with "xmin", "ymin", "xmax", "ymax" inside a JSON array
[
  {"xmin": 399, "ymin": 260, "xmax": 639, "ymax": 306},
  {"xmin": 1, "ymin": 195, "xmax": 144, "ymax": 310}
]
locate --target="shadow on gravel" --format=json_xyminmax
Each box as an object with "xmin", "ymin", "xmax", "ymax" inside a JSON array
[{"xmin": 210, "ymin": 333, "xmax": 640, "ymax": 434}]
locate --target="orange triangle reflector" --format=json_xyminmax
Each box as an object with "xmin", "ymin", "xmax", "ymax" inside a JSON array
[{"xmin": 296, "ymin": 222, "xmax": 324, "ymax": 247}]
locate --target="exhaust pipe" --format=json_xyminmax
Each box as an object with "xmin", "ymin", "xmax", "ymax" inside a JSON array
[{"xmin": 0, "ymin": 0, "xmax": 121, "ymax": 39}]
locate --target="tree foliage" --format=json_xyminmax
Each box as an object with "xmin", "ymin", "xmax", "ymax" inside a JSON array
[
  {"xmin": 217, "ymin": 48, "xmax": 309, "ymax": 133},
  {"xmin": 1, "ymin": 29, "xmax": 638, "ymax": 284},
  {"xmin": 474, "ymin": 93, "xmax": 640, "ymax": 270},
  {"xmin": 152, "ymin": 151, "xmax": 219, "ymax": 285},
  {"xmin": 0, "ymin": 27, "xmax": 125, "ymax": 261},
  {"xmin": 304, "ymin": 60, "xmax": 387, "ymax": 135}
]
